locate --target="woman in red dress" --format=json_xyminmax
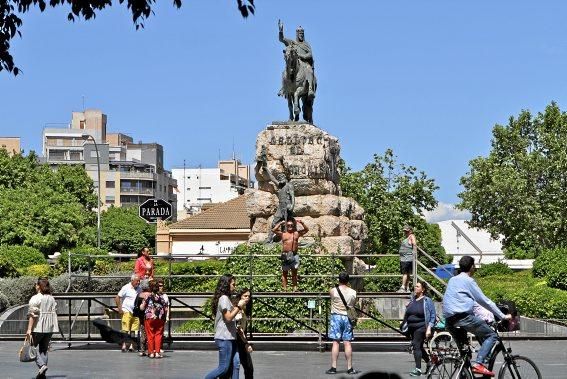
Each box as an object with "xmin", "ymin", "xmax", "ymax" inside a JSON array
[{"xmin": 134, "ymin": 247, "xmax": 154, "ymax": 280}]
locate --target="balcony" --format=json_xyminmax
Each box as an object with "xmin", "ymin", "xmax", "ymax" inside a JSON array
[
  {"xmin": 119, "ymin": 172, "xmax": 156, "ymax": 180},
  {"xmin": 120, "ymin": 187, "xmax": 155, "ymax": 195}
]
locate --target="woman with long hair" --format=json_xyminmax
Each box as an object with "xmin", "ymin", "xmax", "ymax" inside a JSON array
[
  {"xmin": 134, "ymin": 247, "xmax": 154, "ymax": 280},
  {"xmin": 234, "ymin": 288, "xmax": 253, "ymax": 379},
  {"xmin": 205, "ymin": 274, "xmax": 249, "ymax": 379},
  {"xmin": 26, "ymin": 277, "xmax": 59, "ymax": 379},
  {"xmin": 402, "ymin": 280, "xmax": 436, "ymax": 376}
]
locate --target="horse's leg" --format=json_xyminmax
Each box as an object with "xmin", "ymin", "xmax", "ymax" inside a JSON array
[
  {"xmin": 293, "ymin": 87, "xmax": 303, "ymax": 121},
  {"xmin": 304, "ymin": 97, "xmax": 313, "ymax": 124},
  {"xmin": 287, "ymin": 96, "xmax": 294, "ymax": 121}
]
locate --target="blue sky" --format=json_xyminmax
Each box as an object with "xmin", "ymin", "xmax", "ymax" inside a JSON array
[{"xmin": 2, "ymin": 1, "xmax": 567, "ymax": 208}]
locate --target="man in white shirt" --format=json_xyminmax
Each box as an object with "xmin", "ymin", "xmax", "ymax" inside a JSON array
[
  {"xmin": 115, "ymin": 274, "xmax": 141, "ymax": 352},
  {"xmin": 326, "ymin": 272, "xmax": 359, "ymax": 375}
]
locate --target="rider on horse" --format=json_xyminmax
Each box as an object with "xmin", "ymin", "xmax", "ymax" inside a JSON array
[{"xmin": 278, "ymin": 21, "xmax": 316, "ymax": 99}]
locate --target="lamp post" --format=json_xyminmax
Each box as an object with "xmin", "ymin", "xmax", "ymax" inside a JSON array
[{"xmin": 82, "ymin": 133, "xmax": 101, "ymax": 249}]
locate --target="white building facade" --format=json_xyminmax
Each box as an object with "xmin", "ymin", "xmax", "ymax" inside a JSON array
[{"xmin": 172, "ymin": 160, "xmax": 252, "ymax": 219}]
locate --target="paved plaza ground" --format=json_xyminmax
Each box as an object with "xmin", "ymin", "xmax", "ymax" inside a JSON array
[{"xmin": 1, "ymin": 340, "xmax": 566, "ymax": 379}]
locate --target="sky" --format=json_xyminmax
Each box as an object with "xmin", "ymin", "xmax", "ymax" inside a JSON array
[{"xmin": 2, "ymin": 1, "xmax": 567, "ymax": 219}]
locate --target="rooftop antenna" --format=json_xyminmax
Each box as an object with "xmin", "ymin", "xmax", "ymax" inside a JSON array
[{"xmin": 232, "ymin": 137, "xmax": 235, "ymax": 161}]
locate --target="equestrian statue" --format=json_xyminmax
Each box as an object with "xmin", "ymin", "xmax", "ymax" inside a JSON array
[{"xmin": 277, "ymin": 20, "xmax": 317, "ymax": 124}]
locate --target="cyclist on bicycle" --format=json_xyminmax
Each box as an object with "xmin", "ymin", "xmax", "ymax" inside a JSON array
[{"xmin": 442, "ymin": 255, "xmax": 512, "ymax": 377}]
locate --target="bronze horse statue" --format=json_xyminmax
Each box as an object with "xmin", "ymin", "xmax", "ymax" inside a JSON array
[{"xmin": 279, "ymin": 45, "xmax": 317, "ymax": 124}]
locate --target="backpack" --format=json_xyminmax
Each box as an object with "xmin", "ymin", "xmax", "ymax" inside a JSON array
[
  {"xmin": 133, "ymin": 295, "xmax": 143, "ymax": 318},
  {"xmin": 144, "ymin": 294, "xmax": 166, "ymax": 320}
]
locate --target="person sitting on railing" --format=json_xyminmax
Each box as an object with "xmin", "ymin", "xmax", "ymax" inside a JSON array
[
  {"xmin": 134, "ymin": 247, "xmax": 154, "ymax": 280},
  {"xmin": 442, "ymin": 256, "xmax": 512, "ymax": 377}
]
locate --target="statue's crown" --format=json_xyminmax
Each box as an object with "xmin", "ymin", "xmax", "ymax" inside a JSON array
[{"xmin": 296, "ymin": 26, "xmax": 304, "ymax": 33}]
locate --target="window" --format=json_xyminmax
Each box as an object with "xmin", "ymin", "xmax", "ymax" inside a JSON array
[
  {"xmin": 90, "ymin": 151, "xmax": 99, "ymax": 158},
  {"xmin": 197, "ymin": 198, "xmax": 212, "ymax": 202},
  {"xmin": 105, "ymin": 196, "xmax": 115, "ymax": 204},
  {"xmin": 199, "ymin": 186, "xmax": 211, "ymax": 190},
  {"xmin": 106, "ymin": 181, "xmax": 115, "ymax": 188}
]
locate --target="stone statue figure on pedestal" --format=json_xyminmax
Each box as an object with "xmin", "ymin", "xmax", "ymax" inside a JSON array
[
  {"xmin": 257, "ymin": 149, "xmax": 295, "ymax": 243},
  {"xmin": 278, "ymin": 19, "xmax": 317, "ymax": 124}
]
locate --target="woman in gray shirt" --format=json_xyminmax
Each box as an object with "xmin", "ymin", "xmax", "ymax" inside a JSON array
[{"xmin": 205, "ymin": 274, "xmax": 248, "ymax": 379}]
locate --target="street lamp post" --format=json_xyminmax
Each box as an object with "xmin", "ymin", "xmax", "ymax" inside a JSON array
[{"xmin": 82, "ymin": 133, "xmax": 101, "ymax": 249}]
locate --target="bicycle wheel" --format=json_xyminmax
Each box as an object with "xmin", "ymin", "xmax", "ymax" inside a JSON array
[
  {"xmin": 498, "ymin": 355, "xmax": 542, "ymax": 379},
  {"xmin": 429, "ymin": 331, "xmax": 458, "ymax": 356},
  {"xmin": 428, "ymin": 357, "xmax": 473, "ymax": 379}
]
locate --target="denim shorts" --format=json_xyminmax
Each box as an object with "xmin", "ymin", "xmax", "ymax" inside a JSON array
[
  {"xmin": 282, "ymin": 253, "xmax": 300, "ymax": 271},
  {"xmin": 328, "ymin": 314, "xmax": 353, "ymax": 341}
]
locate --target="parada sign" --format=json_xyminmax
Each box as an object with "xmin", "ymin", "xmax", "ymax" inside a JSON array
[{"xmin": 138, "ymin": 198, "xmax": 173, "ymax": 223}]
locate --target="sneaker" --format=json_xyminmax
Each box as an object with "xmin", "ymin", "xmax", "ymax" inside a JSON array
[
  {"xmin": 409, "ymin": 368, "xmax": 422, "ymax": 376},
  {"xmin": 424, "ymin": 362, "xmax": 433, "ymax": 375},
  {"xmin": 36, "ymin": 365, "xmax": 48, "ymax": 379},
  {"xmin": 325, "ymin": 367, "xmax": 337, "ymax": 374},
  {"xmin": 472, "ymin": 363, "xmax": 494, "ymax": 376},
  {"xmin": 396, "ymin": 287, "xmax": 406, "ymax": 293},
  {"xmin": 347, "ymin": 368, "xmax": 360, "ymax": 375}
]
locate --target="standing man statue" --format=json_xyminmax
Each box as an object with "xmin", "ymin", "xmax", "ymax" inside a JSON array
[{"xmin": 278, "ymin": 20, "xmax": 317, "ymax": 123}]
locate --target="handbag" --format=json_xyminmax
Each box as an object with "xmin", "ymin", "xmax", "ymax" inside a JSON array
[
  {"xmin": 399, "ymin": 319, "xmax": 411, "ymax": 338},
  {"xmin": 19, "ymin": 335, "xmax": 37, "ymax": 363},
  {"xmin": 336, "ymin": 285, "xmax": 358, "ymax": 327}
]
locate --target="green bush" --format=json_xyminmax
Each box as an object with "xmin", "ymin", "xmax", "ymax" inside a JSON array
[
  {"xmin": 546, "ymin": 263, "xmax": 567, "ymax": 291},
  {"xmin": 476, "ymin": 261, "xmax": 513, "ymax": 277},
  {"xmin": 19, "ymin": 264, "xmax": 52, "ymax": 278},
  {"xmin": 0, "ymin": 255, "xmax": 19, "ymax": 278},
  {"xmin": 0, "ymin": 245, "xmax": 46, "ymax": 269},
  {"xmin": 532, "ymin": 248, "xmax": 566, "ymax": 278},
  {"xmin": 478, "ymin": 271, "xmax": 567, "ymax": 319},
  {"xmin": 364, "ymin": 256, "xmax": 400, "ymax": 292},
  {"xmin": 0, "ymin": 292, "xmax": 9, "ymax": 312},
  {"xmin": 503, "ymin": 246, "xmax": 536, "ymax": 259},
  {"xmin": 55, "ymin": 246, "xmax": 108, "ymax": 273},
  {"xmin": 0, "ymin": 276, "xmax": 36, "ymax": 306}
]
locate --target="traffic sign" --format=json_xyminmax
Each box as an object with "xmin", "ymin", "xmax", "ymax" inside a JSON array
[{"xmin": 139, "ymin": 198, "xmax": 173, "ymax": 223}]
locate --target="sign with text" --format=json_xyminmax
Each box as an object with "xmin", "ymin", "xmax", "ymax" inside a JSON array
[{"xmin": 139, "ymin": 198, "xmax": 173, "ymax": 223}]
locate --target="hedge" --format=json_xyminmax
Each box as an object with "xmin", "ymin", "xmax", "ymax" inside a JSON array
[
  {"xmin": 0, "ymin": 245, "xmax": 46, "ymax": 272},
  {"xmin": 477, "ymin": 270, "xmax": 567, "ymax": 319},
  {"xmin": 476, "ymin": 261, "xmax": 513, "ymax": 278}
]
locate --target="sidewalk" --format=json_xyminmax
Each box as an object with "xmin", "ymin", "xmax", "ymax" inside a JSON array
[{"xmin": 1, "ymin": 340, "xmax": 565, "ymax": 378}]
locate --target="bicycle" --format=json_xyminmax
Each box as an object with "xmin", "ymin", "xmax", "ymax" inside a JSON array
[{"xmin": 427, "ymin": 321, "xmax": 541, "ymax": 379}]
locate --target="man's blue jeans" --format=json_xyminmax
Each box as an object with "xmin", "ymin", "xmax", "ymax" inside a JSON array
[
  {"xmin": 204, "ymin": 339, "xmax": 240, "ymax": 379},
  {"xmin": 447, "ymin": 314, "xmax": 497, "ymax": 365}
]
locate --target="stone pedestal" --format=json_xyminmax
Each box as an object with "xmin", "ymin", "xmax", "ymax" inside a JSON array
[{"xmin": 246, "ymin": 122, "xmax": 366, "ymax": 255}]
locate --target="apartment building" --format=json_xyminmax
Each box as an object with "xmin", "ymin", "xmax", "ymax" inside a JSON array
[
  {"xmin": 42, "ymin": 109, "xmax": 177, "ymax": 218},
  {"xmin": 171, "ymin": 159, "xmax": 252, "ymax": 219},
  {"xmin": 0, "ymin": 137, "xmax": 21, "ymax": 156}
]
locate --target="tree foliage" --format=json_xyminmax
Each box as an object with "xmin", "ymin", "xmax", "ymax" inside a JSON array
[
  {"xmin": 339, "ymin": 149, "xmax": 446, "ymax": 263},
  {"xmin": 459, "ymin": 102, "xmax": 567, "ymax": 253},
  {"xmin": 0, "ymin": 150, "xmax": 96, "ymax": 254},
  {"xmin": 100, "ymin": 206, "xmax": 155, "ymax": 254},
  {"xmin": 0, "ymin": 0, "xmax": 255, "ymax": 75}
]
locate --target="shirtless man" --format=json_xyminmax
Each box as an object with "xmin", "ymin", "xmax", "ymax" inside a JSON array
[{"xmin": 272, "ymin": 217, "xmax": 309, "ymax": 291}]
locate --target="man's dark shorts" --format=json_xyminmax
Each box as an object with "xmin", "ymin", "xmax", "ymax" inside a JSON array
[{"xmin": 400, "ymin": 261, "xmax": 413, "ymax": 274}]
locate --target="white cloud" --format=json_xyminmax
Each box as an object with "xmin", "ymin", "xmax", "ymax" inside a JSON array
[{"xmin": 423, "ymin": 202, "xmax": 471, "ymax": 223}]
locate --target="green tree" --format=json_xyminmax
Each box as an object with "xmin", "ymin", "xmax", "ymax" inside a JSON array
[
  {"xmin": 0, "ymin": 150, "xmax": 96, "ymax": 254},
  {"xmin": 1, "ymin": 0, "xmax": 255, "ymax": 75},
  {"xmin": 459, "ymin": 102, "xmax": 567, "ymax": 254},
  {"xmin": 340, "ymin": 149, "xmax": 446, "ymax": 263},
  {"xmin": 101, "ymin": 206, "xmax": 155, "ymax": 254}
]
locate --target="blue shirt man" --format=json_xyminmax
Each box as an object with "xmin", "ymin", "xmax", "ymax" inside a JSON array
[{"xmin": 442, "ymin": 255, "xmax": 512, "ymax": 377}]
